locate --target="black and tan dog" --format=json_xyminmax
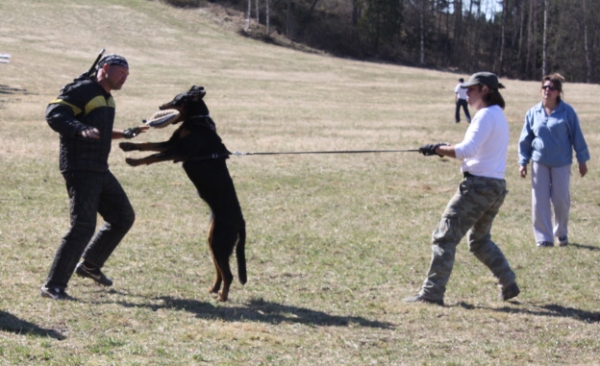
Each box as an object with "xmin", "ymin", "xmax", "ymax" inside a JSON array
[{"xmin": 120, "ymin": 86, "xmax": 246, "ymax": 302}]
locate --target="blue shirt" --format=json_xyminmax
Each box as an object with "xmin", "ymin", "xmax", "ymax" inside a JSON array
[{"xmin": 518, "ymin": 101, "xmax": 590, "ymax": 167}]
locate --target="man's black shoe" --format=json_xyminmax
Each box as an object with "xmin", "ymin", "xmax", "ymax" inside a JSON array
[
  {"xmin": 41, "ymin": 286, "xmax": 72, "ymax": 300},
  {"xmin": 75, "ymin": 263, "xmax": 113, "ymax": 286},
  {"xmin": 500, "ymin": 283, "xmax": 520, "ymax": 301},
  {"xmin": 403, "ymin": 294, "xmax": 444, "ymax": 306}
]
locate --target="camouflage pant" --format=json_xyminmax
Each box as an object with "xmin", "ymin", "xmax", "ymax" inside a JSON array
[{"xmin": 419, "ymin": 175, "xmax": 516, "ymax": 301}]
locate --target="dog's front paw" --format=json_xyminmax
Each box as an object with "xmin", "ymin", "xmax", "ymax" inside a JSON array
[
  {"xmin": 125, "ymin": 158, "xmax": 141, "ymax": 167},
  {"xmin": 119, "ymin": 142, "xmax": 137, "ymax": 152}
]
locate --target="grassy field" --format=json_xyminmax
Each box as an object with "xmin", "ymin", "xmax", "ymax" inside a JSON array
[{"xmin": 1, "ymin": 0, "xmax": 600, "ymax": 364}]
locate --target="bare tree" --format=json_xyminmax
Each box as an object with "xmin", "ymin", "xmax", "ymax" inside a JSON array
[
  {"xmin": 419, "ymin": 0, "xmax": 425, "ymax": 65},
  {"xmin": 525, "ymin": 0, "xmax": 538, "ymax": 79},
  {"xmin": 286, "ymin": 0, "xmax": 293, "ymax": 37},
  {"xmin": 582, "ymin": 0, "xmax": 592, "ymax": 82},
  {"xmin": 305, "ymin": 0, "xmax": 321, "ymax": 22},
  {"xmin": 516, "ymin": 0, "xmax": 525, "ymax": 77},
  {"xmin": 246, "ymin": 0, "xmax": 252, "ymax": 31},
  {"xmin": 266, "ymin": 0, "xmax": 270, "ymax": 35},
  {"xmin": 256, "ymin": 0, "xmax": 260, "ymax": 25},
  {"xmin": 453, "ymin": 0, "xmax": 464, "ymax": 62},
  {"xmin": 542, "ymin": 0, "xmax": 548, "ymax": 77},
  {"xmin": 498, "ymin": 0, "xmax": 508, "ymax": 76}
]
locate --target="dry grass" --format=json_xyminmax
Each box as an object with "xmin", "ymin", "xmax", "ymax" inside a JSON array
[{"xmin": 1, "ymin": 0, "xmax": 600, "ymax": 365}]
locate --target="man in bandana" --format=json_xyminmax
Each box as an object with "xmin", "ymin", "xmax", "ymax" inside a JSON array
[{"xmin": 41, "ymin": 54, "xmax": 147, "ymax": 300}]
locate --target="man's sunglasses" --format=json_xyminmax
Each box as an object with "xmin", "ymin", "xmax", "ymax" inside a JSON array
[{"xmin": 542, "ymin": 85, "xmax": 557, "ymax": 91}]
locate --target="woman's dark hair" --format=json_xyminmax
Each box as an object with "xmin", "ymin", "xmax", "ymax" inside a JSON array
[
  {"xmin": 480, "ymin": 86, "xmax": 505, "ymax": 109},
  {"xmin": 542, "ymin": 73, "xmax": 565, "ymax": 102}
]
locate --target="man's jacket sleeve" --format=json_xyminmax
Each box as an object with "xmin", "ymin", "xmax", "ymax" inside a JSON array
[{"xmin": 46, "ymin": 96, "xmax": 89, "ymax": 137}]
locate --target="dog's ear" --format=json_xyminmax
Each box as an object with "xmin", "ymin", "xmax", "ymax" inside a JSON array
[{"xmin": 188, "ymin": 85, "xmax": 206, "ymax": 100}]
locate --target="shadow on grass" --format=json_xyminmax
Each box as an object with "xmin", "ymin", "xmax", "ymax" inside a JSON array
[
  {"xmin": 568, "ymin": 242, "xmax": 600, "ymax": 251},
  {"xmin": 0, "ymin": 84, "xmax": 31, "ymax": 109},
  {"xmin": 116, "ymin": 295, "xmax": 394, "ymax": 329},
  {"xmin": 0, "ymin": 84, "xmax": 29, "ymax": 95},
  {"xmin": 457, "ymin": 302, "xmax": 600, "ymax": 323},
  {"xmin": 0, "ymin": 310, "xmax": 66, "ymax": 340}
]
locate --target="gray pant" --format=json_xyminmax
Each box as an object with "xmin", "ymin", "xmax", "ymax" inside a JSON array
[
  {"xmin": 531, "ymin": 162, "xmax": 571, "ymax": 243},
  {"xmin": 419, "ymin": 175, "xmax": 516, "ymax": 301},
  {"xmin": 44, "ymin": 171, "xmax": 135, "ymax": 289}
]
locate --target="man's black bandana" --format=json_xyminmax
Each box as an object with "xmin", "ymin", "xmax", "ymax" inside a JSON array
[{"xmin": 97, "ymin": 54, "xmax": 129, "ymax": 70}]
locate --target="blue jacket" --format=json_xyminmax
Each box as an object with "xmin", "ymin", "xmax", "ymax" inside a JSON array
[{"xmin": 518, "ymin": 101, "xmax": 590, "ymax": 167}]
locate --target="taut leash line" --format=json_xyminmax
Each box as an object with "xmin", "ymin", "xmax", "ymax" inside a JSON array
[{"xmin": 232, "ymin": 149, "xmax": 420, "ymax": 156}]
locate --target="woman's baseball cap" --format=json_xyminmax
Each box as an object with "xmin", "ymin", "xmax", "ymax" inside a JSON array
[{"xmin": 460, "ymin": 72, "xmax": 504, "ymax": 89}]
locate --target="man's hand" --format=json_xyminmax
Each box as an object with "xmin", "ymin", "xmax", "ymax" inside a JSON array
[
  {"xmin": 419, "ymin": 143, "xmax": 448, "ymax": 157},
  {"xmin": 122, "ymin": 126, "xmax": 149, "ymax": 139},
  {"xmin": 79, "ymin": 127, "xmax": 100, "ymax": 139}
]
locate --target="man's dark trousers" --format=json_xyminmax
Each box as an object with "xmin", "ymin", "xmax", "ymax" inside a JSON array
[
  {"xmin": 44, "ymin": 170, "xmax": 135, "ymax": 289},
  {"xmin": 455, "ymin": 98, "xmax": 471, "ymax": 123}
]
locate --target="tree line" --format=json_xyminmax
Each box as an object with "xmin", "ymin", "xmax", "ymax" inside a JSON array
[{"xmin": 167, "ymin": 0, "xmax": 600, "ymax": 83}]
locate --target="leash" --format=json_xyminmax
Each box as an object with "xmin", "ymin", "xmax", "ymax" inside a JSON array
[
  {"xmin": 184, "ymin": 149, "xmax": 420, "ymax": 162},
  {"xmin": 231, "ymin": 149, "xmax": 420, "ymax": 156}
]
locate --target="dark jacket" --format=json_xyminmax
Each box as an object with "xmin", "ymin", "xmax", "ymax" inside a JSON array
[{"xmin": 46, "ymin": 79, "xmax": 116, "ymax": 172}]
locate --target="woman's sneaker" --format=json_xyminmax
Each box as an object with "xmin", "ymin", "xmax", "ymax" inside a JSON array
[
  {"xmin": 40, "ymin": 286, "xmax": 71, "ymax": 300},
  {"xmin": 500, "ymin": 283, "xmax": 520, "ymax": 301},
  {"xmin": 558, "ymin": 236, "xmax": 569, "ymax": 247},
  {"xmin": 536, "ymin": 241, "xmax": 554, "ymax": 247},
  {"xmin": 403, "ymin": 294, "xmax": 444, "ymax": 306}
]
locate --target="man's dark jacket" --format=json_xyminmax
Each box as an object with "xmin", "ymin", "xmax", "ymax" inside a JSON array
[{"xmin": 46, "ymin": 79, "xmax": 115, "ymax": 172}]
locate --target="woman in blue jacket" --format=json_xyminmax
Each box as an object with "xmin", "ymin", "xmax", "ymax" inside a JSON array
[{"xmin": 518, "ymin": 73, "xmax": 590, "ymax": 247}]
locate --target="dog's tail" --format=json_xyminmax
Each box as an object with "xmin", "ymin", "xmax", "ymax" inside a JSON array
[{"xmin": 236, "ymin": 224, "xmax": 247, "ymax": 285}]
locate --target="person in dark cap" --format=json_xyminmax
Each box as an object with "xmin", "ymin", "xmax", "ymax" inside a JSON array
[
  {"xmin": 404, "ymin": 71, "xmax": 520, "ymax": 306},
  {"xmin": 41, "ymin": 53, "xmax": 147, "ymax": 300}
]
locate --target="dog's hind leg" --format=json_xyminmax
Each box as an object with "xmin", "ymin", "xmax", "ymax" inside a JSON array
[
  {"xmin": 207, "ymin": 219, "xmax": 223, "ymax": 295},
  {"xmin": 215, "ymin": 258, "xmax": 233, "ymax": 302},
  {"xmin": 209, "ymin": 221, "xmax": 236, "ymax": 302},
  {"xmin": 236, "ymin": 224, "xmax": 247, "ymax": 285},
  {"xmin": 212, "ymin": 239, "xmax": 233, "ymax": 302}
]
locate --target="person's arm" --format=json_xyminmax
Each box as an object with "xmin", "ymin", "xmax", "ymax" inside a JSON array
[
  {"xmin": 46, "ymin": 102, "xmax": 91, "ymax": 137},
  {"xmin": 437, "ymin": 144, "xmax": 456, "ymax": 158},
  {"xmin": 519, "ymin": 165, "xmax": 527, "ymax": 178},
  {"xmin": 111, "ymin": 126, "xmax": 149, "ymax": 139},
  {"xmin": 566, "ymin": 108, "xmax": 590, "ymax": 169},
  {"xmin": 518, "ymin": 110, "xmax": 536, "ymax": 178},
  {"xmin": 578, "ymin": 162, "xmax": 588, "ymax": 177}
]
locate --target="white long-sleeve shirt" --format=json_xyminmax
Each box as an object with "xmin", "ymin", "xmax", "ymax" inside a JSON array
[{"xmin": 454, "ymin": 105, "xmax": 509, "ymax": 179}]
